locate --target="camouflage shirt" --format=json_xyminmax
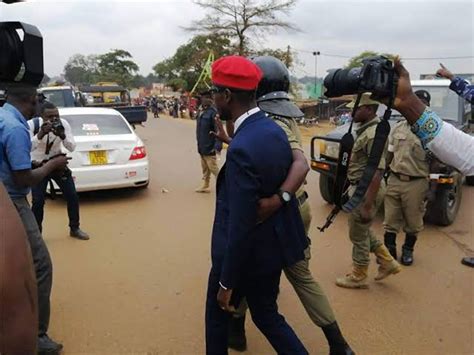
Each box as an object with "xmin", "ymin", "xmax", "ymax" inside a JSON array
[
  {"xmin": 270, "ymin": 114, "xmax": 305, "ymax": 198},
  {"xmin": 347, "ymin": 117, "xmax": 387, "ymax": 184}
]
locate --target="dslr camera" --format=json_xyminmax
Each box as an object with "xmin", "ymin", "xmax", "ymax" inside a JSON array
[
  {"xmin": 51, "ymin": 119, "xmax": 64, "ymax": 134},
  {"xmin": 0, "ymin": 21, "xmax": 44, "ymax": 106},
  {"xmin": 323, "ymin": 56, "xmax": 397, "ymax": 99}
]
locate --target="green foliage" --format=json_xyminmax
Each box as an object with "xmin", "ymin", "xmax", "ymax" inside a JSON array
[
  {"xmin": 64, "ymin": 54, "xmax": 100, "ymax": 85},
  {"xmin": 97, "ymin": 49, "xmax": 140, "ymax": 87},
  {"xmin": 153, "ymin": 34, "xmax": 232, "ymax": 92},
  {"xmin": 64, "ymin": 50, "xmax": 140, "ymax": 88},
  {"xmin": 345, "ymin": 50, "xmax": 397, "ymax": 69}
]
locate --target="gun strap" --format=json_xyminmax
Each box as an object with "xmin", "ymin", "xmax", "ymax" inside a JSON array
[{"xmin": 342, "ymin": 87, "xmax": 396, "ymax": 213}]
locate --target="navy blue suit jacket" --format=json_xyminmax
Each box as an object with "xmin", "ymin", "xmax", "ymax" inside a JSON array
[{"xmin": 211, "ymin": 110, "xmax": 308, "ymax": 289}]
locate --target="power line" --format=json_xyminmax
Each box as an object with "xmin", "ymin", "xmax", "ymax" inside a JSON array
[{"xmin": 292, "ymin": 48, "xmax": 473, "ymax": 61}]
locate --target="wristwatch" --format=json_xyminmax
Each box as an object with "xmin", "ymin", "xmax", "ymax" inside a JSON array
[{"xmin": 277, "ymin": 189, "xmax": 292, "ymax": 204}]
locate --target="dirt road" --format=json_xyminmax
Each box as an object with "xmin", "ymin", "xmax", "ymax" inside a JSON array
[{"xmin": 42, "ymin": 114, "xmax": 473, "ymax": 354}]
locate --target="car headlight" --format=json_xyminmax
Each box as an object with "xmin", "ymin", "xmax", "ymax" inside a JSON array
[{"xmin": 323, "ymin": 142, "xmax": 340, "ymax": 159}]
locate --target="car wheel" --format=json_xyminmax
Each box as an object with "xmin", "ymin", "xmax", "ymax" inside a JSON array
[
  {"xmin": 319, "ymin": 174, "xmax": 335, "ymax": 204},
  {"xmin": 425, "ymin": 174, "xmax": 463, "ymax": 226},
  {"xmin": 466, "ymin": 175, "xmax": 474, "ymax": 186}
]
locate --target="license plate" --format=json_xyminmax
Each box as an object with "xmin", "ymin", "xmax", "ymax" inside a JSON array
[{"xmin": 89, "ymin": 150, "xmax": 108, "ymax": 165}]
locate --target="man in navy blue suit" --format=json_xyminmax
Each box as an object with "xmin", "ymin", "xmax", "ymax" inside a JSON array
[{"xmin": 205, "ymin": 55, "xmax": 309, "ymax": 355}]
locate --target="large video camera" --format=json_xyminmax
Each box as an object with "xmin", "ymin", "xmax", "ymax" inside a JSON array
[
  {"xmin": 0, "ymin": 21, "xmax": 44, "ymax": 106},
  {"xmin": 323, "ymin": 56, "xmax": 397, "ymax": 99}
]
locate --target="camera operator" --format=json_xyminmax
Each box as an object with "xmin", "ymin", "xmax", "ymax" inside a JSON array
[
  {"xmin": 29, "ymin": 101, "xmax": 89, "ymax": 240},
  {"xmin": 0, "ymin": 84, "xmax": 67, "ymax": 353}
]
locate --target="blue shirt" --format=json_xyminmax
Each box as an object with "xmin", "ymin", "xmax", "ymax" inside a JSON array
[
  {"xmin": 450, "ymin": 77, "xmax": 473, "ymax": 103},
  {"xmin": 0, "ymin": 103, "xmax": 32, "ymax": 198}
]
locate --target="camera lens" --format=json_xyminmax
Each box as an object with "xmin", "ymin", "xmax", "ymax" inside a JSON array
[
  {"xmin": 323, "ymin": 67, "xmax": 362, "ymax": 97},
  {"xmin": 0, "ymin": 26, "xmax": 23, "ymax": 82}
]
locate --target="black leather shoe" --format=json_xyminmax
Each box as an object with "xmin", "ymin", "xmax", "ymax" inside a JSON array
[
  {"xmin": 401, "ymin": 248, "xmax": 414, "ymax": 266},
  {"xmin": 461, "ymin": 257, "xmax": 474, "ymax": 267},
  {"xmin": 322, "ymin": 321, "xmax": 355, "ymax": 355},
  {"xmin": 37, "ymin": 334, "xmax": 63, "ymax": 354},
  {"xmin": 70, "ymin": 228, "xmax": 90, "ymax": 240},
  {"xmin": 228, "ymin": 315, "xmax": 247, "ymax": 352}
]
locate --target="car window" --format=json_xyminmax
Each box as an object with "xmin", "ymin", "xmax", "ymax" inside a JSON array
[
  {"xmin": 42, "ymin": 90, "xmax": 66, "ymax": 107},
  {"xmin": 62, "ymin": 114, "xmax": 132, "ymax": 136}
]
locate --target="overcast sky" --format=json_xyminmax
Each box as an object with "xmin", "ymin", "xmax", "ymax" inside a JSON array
[{"xmin": 1, "ymin": 0, "xmax": 473, "ymax": 80}]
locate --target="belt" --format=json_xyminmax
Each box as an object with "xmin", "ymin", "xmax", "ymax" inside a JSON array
[
  {"xmin": 391, "ymin": 171, "xmax": 426, "ymax": 182},
  {"xmin": 297, "ymin": 191, "xmax": 309, "ymax": 206}
]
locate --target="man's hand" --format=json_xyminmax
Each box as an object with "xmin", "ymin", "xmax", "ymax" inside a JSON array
[
  {"xmin": 375, "ymin": 56, "xmax": 426, "ymax": 125},
  {"xmin": 38, "ymin": 121, "xmax": 52, "ymax": 139},
  {"xmin": 210, "ymin": 116, "xmax": 231, "ymax": 144},
  {"xmin": 436, "ymin": 63, "xmax": 454, "ymax": 81},
  {"xmin": 257, "ymin": 194, "xmax": 282, "ymax": 223},
  {"xmin": 52, "ymin": 124, "xmax": 66, "ymax": 140},
  {"xmin": 359, "ymin": 202, "xmax": 373, "ymax": 223},
  {"xmin": 45, "ymin": 154, "xmax": 69, "ymax": 172},
  {"xmin": 217, "ymin": 286, "xmax": 235, "ymax": 313}
]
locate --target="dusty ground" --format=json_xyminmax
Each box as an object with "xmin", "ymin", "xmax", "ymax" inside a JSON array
[{"xmin": 41, "ymin": 114, "xmax": 473, "ymax": 354}]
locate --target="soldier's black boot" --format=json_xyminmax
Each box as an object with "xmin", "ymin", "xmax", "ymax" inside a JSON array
[
  {"xmin": 401, "ymin": 233, "xmax": 417, "ymax": 266},
  {"xmin": 228, "ymin": 315, "xmax": 247, "ymax": 352},
  {"xmin": 384, "ymin": 232, "xmax": 397, "ymax": 260},
  {"xmin": 322, "ymin": 321, "xmax": 355, "ymax": 355}
]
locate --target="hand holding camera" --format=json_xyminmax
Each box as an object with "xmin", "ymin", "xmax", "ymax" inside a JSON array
[{"xmin": 51, "ymin": 119, "xmax": 66, "ymax": 139}]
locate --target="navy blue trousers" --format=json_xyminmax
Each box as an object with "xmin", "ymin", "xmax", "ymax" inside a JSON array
[
  {"xmin": 32, "ymin": 174, "xmax": 80, "ymax": 232},
  {"xmin": 205, "ymin": 266, "xmax": 308, "ymax": 355}
]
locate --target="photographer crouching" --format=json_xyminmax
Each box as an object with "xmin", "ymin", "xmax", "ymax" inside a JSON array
[{"xmin": 29, "ymin": 101, "xmax": 89, "ymax": 240}]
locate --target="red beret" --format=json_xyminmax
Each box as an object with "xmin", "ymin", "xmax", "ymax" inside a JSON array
[{"xmin": 212, "ymin": 56, "xmax": 263, "ymax": 91}]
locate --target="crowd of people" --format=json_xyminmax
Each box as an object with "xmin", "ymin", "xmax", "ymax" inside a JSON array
[{"xmin": 1, "ymin": 53, "xmax": 473, "ymax": 354}]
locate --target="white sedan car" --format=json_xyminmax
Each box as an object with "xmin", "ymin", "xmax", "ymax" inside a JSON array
[{"xmin": 59, "ymin": 107, "xmax": 149, "ymax": 192}]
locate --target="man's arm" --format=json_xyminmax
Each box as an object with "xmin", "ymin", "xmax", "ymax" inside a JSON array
[
  {"xmin": 0, "ymin": 183, "xmax": 37, "ymax": 354},
  {"xmin": 359, "ymin": 169, "xmax": 383, "ymax": 222},
  {"xmin": 257, "ymin": 149, "xmax": 309, "ymax": 222},
  {"xmin": 5, "ymin": 126, "xmax": 68, "ymax": 187},
  {"xmin": 220, "ymin": 148, "xmax": 259, "ymax": 290},
  {"xmin": 437, "ymin": 63, "xmax": 474, "ymax": 103},
  {"xmin": 60, "ymin": 119, "xmax": 76, "ymax": 152}
]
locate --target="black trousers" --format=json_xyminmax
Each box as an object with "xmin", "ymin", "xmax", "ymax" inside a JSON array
[
  {"xmin": 13, "ymin": 197, "xmax": 53, "ymax": 336},
  {"xmin": 32, "ymin": 173, "xmax": 80, "ymax": 232},
  {"xmin": 205, "ymin": 266, "xmax": 308, "ymax": 355}
]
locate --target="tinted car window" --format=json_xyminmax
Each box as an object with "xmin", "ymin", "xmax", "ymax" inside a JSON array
[{"xmin": 62, "ymin": 114, "xmax": 132, "ymax": 136}]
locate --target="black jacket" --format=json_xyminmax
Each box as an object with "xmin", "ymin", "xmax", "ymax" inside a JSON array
[{"xmin": 196, "ymin": 106, "xmax": 218, "ymax": 155}]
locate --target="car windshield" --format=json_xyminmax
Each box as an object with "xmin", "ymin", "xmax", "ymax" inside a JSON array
[
  {"xmin": 413, "ymin": 85, "xmax": 459, "ymax": 122},
  {"xmin": 42, "ymin": 90, "xmax": 67, "ymax": 107},
  {"xmin": 62, "ymin": 114, "xmax": 132, "ymax": 136}
]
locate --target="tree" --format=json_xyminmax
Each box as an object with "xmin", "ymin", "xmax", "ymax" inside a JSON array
[
  {"xmin": 153, "ymin": 34, "xmax": 232, "ymax": 92},
  {"xmin": 250, "ymin": 46, "xmax": 296, "ymax": 69},
  {"xmin": 346, "ymin": 50, "xmax": 397, "ymax": 69},
  {"xmin": 185, "ymin": 0, "xmax": 298, "ymax": 55},
  {"xmin": 64, "ymin": 54, "xmax": 99, "ymax": 85},
  {"xmin": 97, "ymin": 49, "xmax": 140, "ymax": 87}
]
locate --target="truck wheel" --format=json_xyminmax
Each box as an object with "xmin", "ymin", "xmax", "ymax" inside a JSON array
[
  {"xmin": 319, "ymin": 174, "xmax": 335, "ymax": 204},
  {"xmin": 466, "ymin": 176, "xmax": 474, "ymax": 186},
  {"xmin": 425, "ymin": 174, "xmax": 463, "ymax": 226}
]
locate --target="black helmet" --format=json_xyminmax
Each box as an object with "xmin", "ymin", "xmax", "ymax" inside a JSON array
[
  {"xmin": 250, "ymin": 56, "xmax": 303, "ymax": 118},
  {"xmin": 251, "ymin": 56, "xmax": 290, "ymax": 97}
]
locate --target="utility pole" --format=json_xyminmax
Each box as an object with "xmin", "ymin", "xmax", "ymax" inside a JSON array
[{"xmin": 312, "ymin": 51, "xmax": 320, "ymax": 98}]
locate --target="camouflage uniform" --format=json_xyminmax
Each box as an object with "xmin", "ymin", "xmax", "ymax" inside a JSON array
[
  {"xmin": 384, "ymin": 120, "xmax": 430, "ymax": 264},
  {"xmin": 336, "ymin": 116, "xmax": 401, "ymax": 289},
  {"xmin": 450, "ymin": 77, "xmax": 474, "ymax": 103}
]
